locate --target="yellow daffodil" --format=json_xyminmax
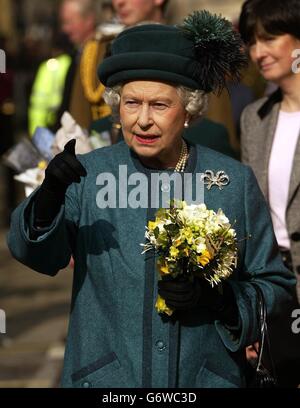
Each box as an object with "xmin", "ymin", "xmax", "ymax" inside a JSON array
[
  {"xmin": 174, "ymin": 237, "xmax": 182, "ymax": 247},
  {"xmin": 183, "ymin": 247, "xmax": 189, "ymax": 256},
  {"xmin": 197, "ymin": 249, "xmax": 212, "ymax": 266},
  {"xmin": 155, "ymin": 295, "xmax": 173, "ymax": 316},
  {"xmin": 157, "ymin": 259, "xmax": 170, "ymax": 275},
  {"xmin": 170, "ymin": 246, "xmax": 179, "ymax": 258},
  {"xmin": 38, "ymin": 160, "xmax": 47, "ymax": 170},
  {"xmin": 183, "ymin": 228, "xmax": 194, "ymax": 244},
  {"xmin": 148, "ymin": 220, "xmax": 159, "ymax": 231}
]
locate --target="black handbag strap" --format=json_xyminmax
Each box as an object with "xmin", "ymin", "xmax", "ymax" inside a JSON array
[{"xmin": 251, "ymin": 283, "xmax": 277, "ymax": 380}]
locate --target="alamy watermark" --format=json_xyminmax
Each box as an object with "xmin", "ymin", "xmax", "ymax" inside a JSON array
[
  {"xmin": 95, "ymin": 166, "xmax": 205, "ymax": 209},
  {"xmin": 291, "ymin": 309, "xmax": 300, "ymax": 334},
  {"xmin": 292, "ymin": 49, "xmax": 300, "ymax": 73},
  {"xmin": 0, "ymin": 309, "xmax": 6, "ymax": 334},
  {"xmin": 0, "ymin": 49, "xmax": 6, "ymax": 73}
]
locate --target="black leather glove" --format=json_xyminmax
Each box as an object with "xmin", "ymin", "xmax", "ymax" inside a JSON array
[
  {"xmin": 158, "ymin": 276, "xmax": 201, "ymax": 311},
  {"xmin": 33, "ymin": 139, "xmax": 87, "ymax": 228},
  {"xmin": 158, "ymin": 276, "xmax": 239, "ymax": 325}
]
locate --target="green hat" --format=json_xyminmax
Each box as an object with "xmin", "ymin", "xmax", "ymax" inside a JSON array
[{"xmin": 98, "ymin": 10, "xmax": 247, "ymax": 93}]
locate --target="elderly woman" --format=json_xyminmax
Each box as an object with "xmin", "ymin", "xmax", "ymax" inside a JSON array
[{"xmin": 8, "ymin": 11, "xmax": 294, "ymax": 388}]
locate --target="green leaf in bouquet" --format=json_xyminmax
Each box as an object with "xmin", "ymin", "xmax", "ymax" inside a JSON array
[
  {"xmin": 164, "ymin": 223, "xmax": 179, "ymax": 236},
  {"xmin": 154, "ymin": 227, "xmax": 160, "ymax": 239}
]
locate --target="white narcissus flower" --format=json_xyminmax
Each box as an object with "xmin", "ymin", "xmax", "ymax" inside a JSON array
[
  {"xmin": 179, "ymin": 203, "xmax": 207, "ymax": 224},
  {"xmin": 145, "ymin": 231, "xmax": 157, "ymax": 246},
  {"xmin": 216, "ymin": 210, "xmax": 230, "ymax": 225},
  {"xmin": 228, "ymin": 228, "xmax": 236, "ymax": 237},
  {"xmin": 195, "ymin": 241, "xmax": 207, "ymax": 254}
]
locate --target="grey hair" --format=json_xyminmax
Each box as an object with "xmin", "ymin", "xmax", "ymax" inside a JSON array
[
  {"xmin": 176, "ymin": 86, "xmax": 208, "ymax": 120},
  {"xmin": 103, "ymin": 84, "xmax": 208, "ymax": 122},
  {"xmin": 104, "ymin": 85, "xmax": 123, "ymax": 122}
]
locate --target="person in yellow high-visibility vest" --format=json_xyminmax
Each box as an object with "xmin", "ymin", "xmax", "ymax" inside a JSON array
[{"xmin": 28, "ymin": 53, "xmax": 71, "ymax": 136}]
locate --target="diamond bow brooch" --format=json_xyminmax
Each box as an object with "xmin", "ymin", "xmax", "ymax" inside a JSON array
[{"xmin": 202, "ymin": 170, "xmax": 230, "ymax": 190}]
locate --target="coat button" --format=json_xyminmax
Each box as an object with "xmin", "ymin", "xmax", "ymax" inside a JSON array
[
  {"xmin": 291, "ymin": 232, "xmax": 300, "ymax": 241},
  {"xmin": 156, "ymin": 340, "xmax": 166, "ymax": 351},
  {"xmin": 82, "ymin": 381, "xmax": 91, "ymax": 388}
]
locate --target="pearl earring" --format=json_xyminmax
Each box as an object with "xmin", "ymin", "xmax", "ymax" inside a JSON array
[
  {"xmin": 112, "ymin": 123, "xmax": 122, "ymax": 130},
  {"xmin": 184, "ymin": 120, "xmax": 189, "ymax": 128}
]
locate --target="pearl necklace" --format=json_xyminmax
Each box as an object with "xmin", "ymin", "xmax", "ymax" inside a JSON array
[{"xmin": 174, "ymin": 140, "xmax": 189, "ymax": 172}]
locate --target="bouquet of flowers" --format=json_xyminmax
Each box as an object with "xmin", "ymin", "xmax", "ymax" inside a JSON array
[{"xmin": 141, "ymin": 201, "xmax": 238, "ymax": 316}]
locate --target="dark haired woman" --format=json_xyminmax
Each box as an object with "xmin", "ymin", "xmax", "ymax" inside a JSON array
[{"xmin": 239, "ymin": 0, "xmax": 300, "ymax": 387}]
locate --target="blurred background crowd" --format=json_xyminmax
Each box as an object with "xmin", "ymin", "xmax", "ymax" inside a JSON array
[
  {"xmin": 0, "ymin": 0, "xmax": 264, "ymax": 227},
  {"xmin": 0, "ymin": 0, "xmax": 299, "ymax": 389}
]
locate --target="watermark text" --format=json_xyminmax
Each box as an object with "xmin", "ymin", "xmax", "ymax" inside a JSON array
[
  {"xmin": 0, "ymin": 49, "xmax": 6, "ymax": 73},
  {"xmin": 291, "ymin": 309, "xmax": 300, "ymax": 334},
  {"xmin": 95, "ymin": 166, "xmax": 205, "ymax": 209},
  {"xmin": 0, "ymin": 309, "xmax": 6, "ymax": 334}
]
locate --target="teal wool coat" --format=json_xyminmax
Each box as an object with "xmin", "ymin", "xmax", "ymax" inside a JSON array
[{"xmin": 7, "ymin": 142, "xmax": 295, "ymax": 388}]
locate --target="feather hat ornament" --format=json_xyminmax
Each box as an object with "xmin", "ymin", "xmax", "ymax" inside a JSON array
[
  {"xmin": 179, "ymin": 10, "xmax": 248, "ymax": 94},
  {"xmin": 99, "ymin": 10, "xmax": 247, "ymax": 93}
]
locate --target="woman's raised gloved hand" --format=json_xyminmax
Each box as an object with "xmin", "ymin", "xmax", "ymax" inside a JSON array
[{"xmin": 33, "ymin": 139, "xmax": 87, "ymax": 228}]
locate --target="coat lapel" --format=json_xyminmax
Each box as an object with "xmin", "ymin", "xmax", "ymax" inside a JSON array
[
  {"xmin": 287, "ymin": 132, "xmax": 300, "ymax": 207},
  {"xmin": 256, "ymin": 103, "xmax": 280, "ymax": 199}
]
